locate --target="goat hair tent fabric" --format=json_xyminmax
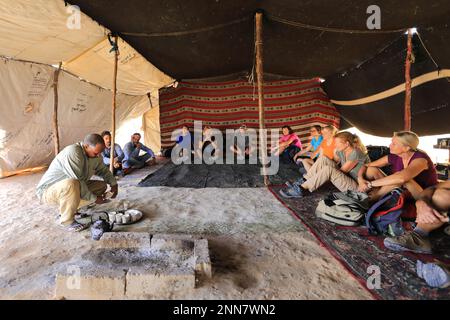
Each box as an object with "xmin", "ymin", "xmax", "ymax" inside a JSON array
[
  {"xmin": 159, "ymin": 79, "xmax": 340, "ymax": 149},
  {"xmin": 68, "ymin": 0, "xmax": 450, "ymax": 136},
  {"xmin": 323, "ymin": 34, "xmax": 450, "ymax": 137},
  {"xmin": 69, "ymin": 0, "xmax": 450, "ymax": 79}
]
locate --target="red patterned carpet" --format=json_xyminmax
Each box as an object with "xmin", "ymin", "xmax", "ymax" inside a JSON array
[{"xmin": 269, "ymin": 184, "xmax": 450, "ymax": 300}]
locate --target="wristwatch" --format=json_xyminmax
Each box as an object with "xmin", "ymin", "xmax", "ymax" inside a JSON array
[{"xmin": 367, "ymin": 181, "xmax": 373, "ymax": 189}]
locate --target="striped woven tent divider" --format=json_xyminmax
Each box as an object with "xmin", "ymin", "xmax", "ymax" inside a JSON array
[{"xmin": 159, "ymin": 78, "xmax": 340, "ymax": 149}]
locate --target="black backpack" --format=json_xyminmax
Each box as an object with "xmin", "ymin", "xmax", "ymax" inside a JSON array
[{"xmin": 367, "ymin": 145, "xmax": 391, "ymax": 175}]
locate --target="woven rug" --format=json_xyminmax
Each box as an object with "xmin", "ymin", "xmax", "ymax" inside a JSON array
[
  {"xmin": 159, "ymin": 78, "xmax": 340, "ymax": 149},
  {"xmin": 268, "ymin": 184, "xmax": 450, "ymax": 300}
]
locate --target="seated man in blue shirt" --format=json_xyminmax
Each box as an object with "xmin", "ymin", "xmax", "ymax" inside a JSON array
[
  {"xmin": 101, "ymin": 131, "xmax": 124, "ymax": 175},
  {"xmin": 122, "ymin": 133, "xmax": 156, "ymax": 175}
]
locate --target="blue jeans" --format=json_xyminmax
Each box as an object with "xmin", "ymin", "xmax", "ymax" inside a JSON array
[{"xmin": 123, "ymin": 153, "xmax": 153, "ymax": 169}]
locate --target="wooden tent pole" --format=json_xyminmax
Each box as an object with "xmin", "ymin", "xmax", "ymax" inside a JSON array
[
  {"xmin": 52, "ymin": 62, "xmax": 62, "ymax": 156},
  {"xmin": 110, "ymin": 35, "xmax": 119, "ymax": 173},
  {"xmin": 255, "ymin": 12, "xmax": 269, "ymax": 186},
  {"xmin": 404, "ymin": 28, "xmax": 413, "ymax": 131}
]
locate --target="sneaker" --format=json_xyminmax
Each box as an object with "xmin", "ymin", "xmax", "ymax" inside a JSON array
[
  {"xmin": 292, "ymin": 176, "xmax": 305, "ymax": 187},
  {"xmin": 145, "ymin": 157, "xmax": 157, "ymax": 166},
  {"xmin": 279, "ymin": 183, "xmax": 304, "ymax": 198},
  {"xmin": 417, "ymin": 260, "xmax": 450, "ymax": 288},
  {"xmin": 284, "ymin": 177, "xmax": 305, "ymax": 188},
  {"xmin": 299, "ymin": 167, "xmax": 307, "ymax": 176},
  {"xmin": 383, "ymin": 231, "xmax": 432, "ymax": 254},
  {"xmin": 122, "ymin": 167, "xmax": 133, "ymax": 176}
]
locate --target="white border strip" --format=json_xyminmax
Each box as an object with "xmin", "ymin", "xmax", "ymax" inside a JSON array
[{"xmin": 330, "ymin": 70, "xmax": 450, "ymax": 106}]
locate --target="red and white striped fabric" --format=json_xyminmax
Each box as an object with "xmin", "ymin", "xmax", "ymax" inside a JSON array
[{"xmin": 159, "ymin": 78, "xmax": 340, "ymax": 149}]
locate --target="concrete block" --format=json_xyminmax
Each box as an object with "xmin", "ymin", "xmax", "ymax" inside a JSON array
[
  {"xmin": 55, "ymin": 267, "xmax": 125, "ymax": 300},
  {"xmin": 194, "ymin": 239, "xmax": 212, "ymax": 278},
  {"xmin": 98, "ymin": 232, "xmax": 151, "ymax": 249},
  {"xmin": 151, "ymin": 235, "xmax": 195, "ymax": 252},
  {"xmin": 125, "ymin": 267, "xmax": 195, "ymax": 298},
  {"xmin": 152, "ymin": 233, "xmax": 202, "ymax": 241}
]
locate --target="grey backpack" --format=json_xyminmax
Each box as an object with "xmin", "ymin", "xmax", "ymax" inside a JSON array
[{"xmin": 315, "ymin": 190, "xmax": 370, "ymax": 226}]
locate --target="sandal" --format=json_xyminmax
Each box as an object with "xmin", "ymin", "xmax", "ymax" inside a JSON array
[{"xmin": 66, "ymin": 221, "xmax": 90, "ymax": 232}]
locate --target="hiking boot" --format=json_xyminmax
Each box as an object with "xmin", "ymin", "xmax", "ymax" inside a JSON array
[
  {"xmin": 279, "ymin": 183, "xmax": 304, "ymax": 198},
  {"xmin": 417, "ymin": 260, "xmax": 450, "ymax": 288},
  {"xmin": 383, "ymin": 231, "xmax": 432, "ymax": 254},
  {"xmin": 284, "ymin": 177, "xmax": 305, "ymax": 188},
  {"xmin": 299, "ymin": 166, "xmax": 307, "ymax": 176}
]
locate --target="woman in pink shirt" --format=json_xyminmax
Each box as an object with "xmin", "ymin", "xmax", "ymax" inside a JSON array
[{"xmin": 272, "ymin": 125, "xmax": 302, "ymax": 163}]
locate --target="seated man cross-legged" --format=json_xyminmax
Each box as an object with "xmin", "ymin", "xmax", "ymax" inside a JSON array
[
  {"xmin": 122, "ymin": 133, "xmax": 156, "ymax": 175},
  {"xmin": 101, "ymin": 130, "xmax": 124, "ymax": 175}
]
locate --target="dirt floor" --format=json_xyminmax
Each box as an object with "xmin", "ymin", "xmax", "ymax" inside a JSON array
[{"xmin": 0, "ymin": 160, "xmax": 373, "ymax": 299}]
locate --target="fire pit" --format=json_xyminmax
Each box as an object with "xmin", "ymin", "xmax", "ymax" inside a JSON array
[{"xmin": 55, "ymin": 233, "xmax": 211, "ymax": 299}]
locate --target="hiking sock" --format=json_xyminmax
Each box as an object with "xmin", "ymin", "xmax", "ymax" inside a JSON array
[{"xmin": 414, "ymin": 227, "xmax": 430, "ymax": 238}]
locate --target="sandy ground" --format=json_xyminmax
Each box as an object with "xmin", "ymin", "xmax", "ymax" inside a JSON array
[{"xmin": 0, "ymin": 161, "xmax": 373, "ymax": 300}]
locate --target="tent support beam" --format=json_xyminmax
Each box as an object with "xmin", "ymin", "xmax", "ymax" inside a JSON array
[
  {"xmin": 404, "ymin": 28, "xmax": 413, "ymax": 131},
  {"xmin": 255, "ymin": 12, "xmax": 269, "ymax": 186},
  {"xmin": 110, "ymin": 36, "xmax": 119, "ymax": 173},
  {"xmin": 52, "ymin": 62, "xmax": 62, "ymax": 156}
]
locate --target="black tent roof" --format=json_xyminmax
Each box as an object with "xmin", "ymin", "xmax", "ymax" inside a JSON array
[
  {"xmin": 69, "ymin": 0, "xmax": 450, "ymax": 79},
  {"xmin": 69, "ymin": 0, "xmax": 450, "ymax": 135}
]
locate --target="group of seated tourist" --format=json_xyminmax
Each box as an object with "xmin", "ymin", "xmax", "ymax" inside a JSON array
[
  {"xmin": 172, "ymin": 124, "xmax": 257, "ymax": 161},
  {"xmin": 277, "ymin": 125, "xmax": 449, "ymax": 264},
  {"xmin": 100, "ymin": 131, "xmax": 156, "ymax": 176}
]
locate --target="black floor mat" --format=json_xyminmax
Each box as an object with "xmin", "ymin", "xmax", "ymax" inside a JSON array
[{"xmin": 138, "ymin": 162, "xmax": 302, "ymax": 188}]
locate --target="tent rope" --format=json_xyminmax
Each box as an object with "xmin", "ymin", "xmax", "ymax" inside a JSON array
[
  {"xmin": 416, "ymin": 32, "xmax": 450, "ymax": 83},
  {"xmin": 266, "ymin": 13, "xmax": 407, "ymax": 34},
  {"xmin": 121, "ymin": 16, "xmax": 251, "ymax": 37},
  {"xmin": 416, "ymin": 31, "xmax": 440, "ymax": 70}
]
